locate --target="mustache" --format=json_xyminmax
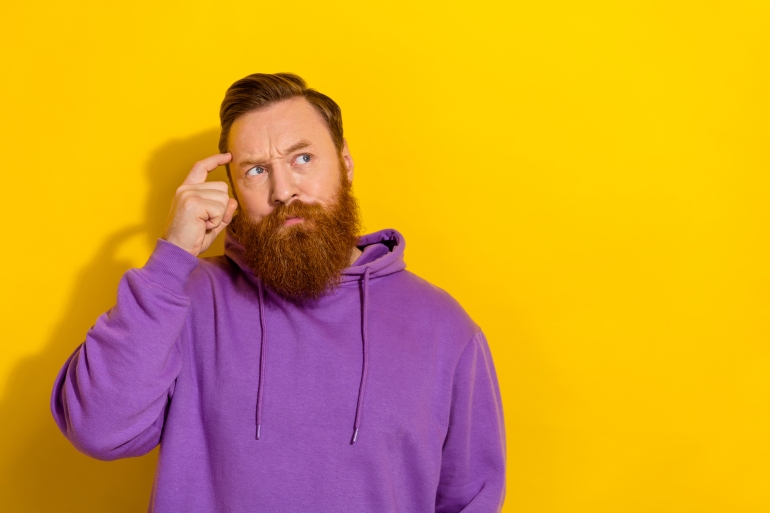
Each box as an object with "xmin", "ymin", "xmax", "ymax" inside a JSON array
[
  {"xmin": 233, "ymin": 201, "xmax": 324, "ymax": 234},
  {"xmin": 266, "ymin": 200, "xmax": 327, "ymax": 224},
  {"xmin": 249, "ymin": 200, "xmax": 332, "ymax": 242}
]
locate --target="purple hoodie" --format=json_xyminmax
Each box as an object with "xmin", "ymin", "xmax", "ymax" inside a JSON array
[{"xmin": 51, "ymin": 227, "xmax": 506, "ymax": 512}]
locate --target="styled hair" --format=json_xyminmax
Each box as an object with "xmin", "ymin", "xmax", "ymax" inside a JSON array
[{"xmin": 218, "ymin": 73, "xmax": 344, "ymax": 177}]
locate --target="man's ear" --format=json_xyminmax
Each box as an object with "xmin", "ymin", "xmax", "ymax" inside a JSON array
[{"xmin": 341, "ymin": 139, "xmax": 354, "ymax": 182}]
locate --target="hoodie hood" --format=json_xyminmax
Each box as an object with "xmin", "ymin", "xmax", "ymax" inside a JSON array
[{"xmin": 222, "ymin": 225, "xmax": 407, "ymax": 443}]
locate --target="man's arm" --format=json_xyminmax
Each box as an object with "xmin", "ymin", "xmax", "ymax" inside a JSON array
[
  {"xmin": 50, "ymin": 153, "xmax": 237, "ymax": 460},
  {"xmin": 436, "ymin": 331, "xmax": 507, "ymax": 513},
  {"xmin": 50, "ymin": 239, "xmax": 198, "ymax": 460}
]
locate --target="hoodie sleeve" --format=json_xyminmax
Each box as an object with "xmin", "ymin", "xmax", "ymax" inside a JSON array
[
  {"xmin": 436, "ymin": 331, "xmax": 507, "ymax": 513},
  {"xmin": 50, "ymin": 238, "xmax": 199, "ymax": 461}
]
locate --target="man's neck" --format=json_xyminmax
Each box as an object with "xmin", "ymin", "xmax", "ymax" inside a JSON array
[{"xmin": 349, "ymin": 246, "xmax": 363, "ymax": 266}]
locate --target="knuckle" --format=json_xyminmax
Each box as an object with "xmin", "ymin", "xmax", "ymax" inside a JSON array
[
  {"xmin": 181, "ymin": 195, "xmax": 200, "ymax": 209},
  {"xmin": 177, "ymin": 190, "xmax": 193, "ymax": 203}
]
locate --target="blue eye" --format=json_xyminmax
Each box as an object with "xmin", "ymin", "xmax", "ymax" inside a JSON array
[
  {"xmin": 294, "ymin": 154, "xmax": 311, "ymax": 165},
  {"xmin": 246, "ymin": 166, "xmax": 266, "ymax": 176}
]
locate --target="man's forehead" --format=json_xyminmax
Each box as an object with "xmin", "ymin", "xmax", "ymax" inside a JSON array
[{"xmin": 229, "ymin": 98, "xmax": 331, "ymax": 156}]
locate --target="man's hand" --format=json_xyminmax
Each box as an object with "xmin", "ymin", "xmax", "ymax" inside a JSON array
[{"xmin": 161, "ymin": 153, "xmax": 238, "ymax": 257}]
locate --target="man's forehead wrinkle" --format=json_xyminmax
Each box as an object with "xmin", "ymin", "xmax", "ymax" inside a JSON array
[{"xmin": 236, "ymin": 138, "xmax": 315, "ymax": 166}]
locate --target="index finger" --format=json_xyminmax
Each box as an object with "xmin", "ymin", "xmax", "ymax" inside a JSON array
[{"xmin": 182, "ymin": 153, "xmax": 232, "ymax": 186}]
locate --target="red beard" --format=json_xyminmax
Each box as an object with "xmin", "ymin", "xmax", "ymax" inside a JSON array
[{"xmin": 230, "ymin": 171, "xmax": 362, "ymax": 303}]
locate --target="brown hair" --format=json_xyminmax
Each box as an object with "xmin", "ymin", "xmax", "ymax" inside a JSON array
[{"xmin": 219, "ymin": 73, "xmax": 344, "ymax": 178}]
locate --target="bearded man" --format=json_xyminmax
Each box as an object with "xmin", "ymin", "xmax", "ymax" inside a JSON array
[{"xmin": 51, "ymin": 73, "xmax": 507, "ymax": 512}]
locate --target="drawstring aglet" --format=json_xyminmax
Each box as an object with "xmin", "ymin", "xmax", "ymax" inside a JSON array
[
  {"xmin": 256, "ymin": 424, "xmax": 261, "ymax": 440},
  {"xmin": 351, "ymin": 428, "xmax": 359, "ymax": 444}
]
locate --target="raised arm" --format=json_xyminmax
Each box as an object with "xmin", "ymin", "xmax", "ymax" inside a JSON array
[
  {"xmin": 50, "ymin": 153, "xmax": 237, "ymax": 460},
  {"xmin": 436, "ymin": 331, "xmax": 507, "ymax": 513}
]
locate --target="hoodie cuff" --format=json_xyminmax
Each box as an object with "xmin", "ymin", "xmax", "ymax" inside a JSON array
[{"xmin": 139, "ymin": 238, "xmax": 200, "ymax": 295}]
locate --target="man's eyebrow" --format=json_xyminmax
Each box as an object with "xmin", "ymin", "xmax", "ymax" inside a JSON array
[{"xmin": 237, "ymin": 140, "xmax": 314, "ymax": 167}]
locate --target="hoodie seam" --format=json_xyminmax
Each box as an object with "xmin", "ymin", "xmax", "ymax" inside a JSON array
[
  {"xmin": 443, "ymin": 331, "xmax": 485, "ymax": 431},
  {"xmin": 131, "ymin": 269, "xmax": 190, "ymax": 303},
  {"xmin": 453, "ymin": 331, "xmax": 484, "ymax": 376}
]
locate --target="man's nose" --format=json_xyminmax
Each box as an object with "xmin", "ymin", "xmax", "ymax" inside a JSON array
[{"xmin": 269, "ymin": 164, "xmax": 299, "ymax": 205}]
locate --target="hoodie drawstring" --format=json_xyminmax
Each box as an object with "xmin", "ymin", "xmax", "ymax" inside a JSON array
[
  {"xmin": 254, "ymin": 267, "xmax": 371, "ymax": 445},
  {"xmin": 351, "ymin": 267, "xmax": 371, "ymax": 444},
  {"xmin": 256, "ymin": 279, "xmax": 267, "ymax": 440}
]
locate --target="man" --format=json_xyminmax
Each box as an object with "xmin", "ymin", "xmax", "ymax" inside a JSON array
[{"xmin": 51, "ymin": 73, "xmax": 506, "ymax": 512}]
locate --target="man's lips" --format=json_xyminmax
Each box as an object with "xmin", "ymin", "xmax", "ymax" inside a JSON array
[{"xmin": 283, "ymin": 217, "xmax": 304, "ymax": 226}]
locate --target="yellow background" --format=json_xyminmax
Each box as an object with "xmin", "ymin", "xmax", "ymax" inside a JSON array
[{"xmin": 1, "ymin": 1, "xmax": 768, "ymax": 511}]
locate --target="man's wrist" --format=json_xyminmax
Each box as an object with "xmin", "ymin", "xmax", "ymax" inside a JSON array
[{"xmin": 140, "ymin": 238, "xmax": 200, "ymax": 294}]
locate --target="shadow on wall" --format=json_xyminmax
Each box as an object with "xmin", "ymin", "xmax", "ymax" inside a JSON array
[{"xmin": 0, "ymin": 129, "xmax": 228, "ymax": 512}]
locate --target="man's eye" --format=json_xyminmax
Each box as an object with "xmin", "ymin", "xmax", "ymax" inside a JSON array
[
  {"xmin": 246, "ymin": 166, "xmax": 266, "ymax": 176},
  {"xmin": 294, "ymin": 154, "xmax": 312, "ymax": 165}
]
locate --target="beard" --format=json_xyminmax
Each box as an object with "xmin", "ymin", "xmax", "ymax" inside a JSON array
[{"xmin": 230, "ymin": 165, "xmax": 362, "ymax": 304}]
